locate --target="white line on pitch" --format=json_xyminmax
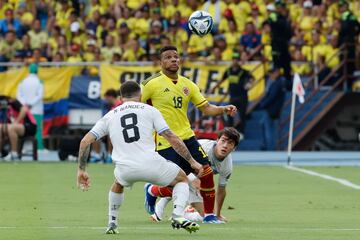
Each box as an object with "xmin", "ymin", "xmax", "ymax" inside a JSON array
[
  {"xmin": 0, "ymin": 226, "xmax": 229, "ymax": 231},
  {"xmin": 285, "ymin": 165, "xmax": 360, "ymax": 190},
  {"xmin": 1, "ymin": 226, "xmax": 360, "ymax": 232}
]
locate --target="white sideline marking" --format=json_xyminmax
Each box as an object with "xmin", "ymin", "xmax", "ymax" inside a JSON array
[
  {"xmin": 285, "ymin": 165, "xmax": 360, "ymax": 190},
  {"xmin": 1, "ymin": 226, "xmax": 360, "ymax": 232}
]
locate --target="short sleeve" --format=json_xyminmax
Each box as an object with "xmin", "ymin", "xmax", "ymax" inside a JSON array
[
  {"xmin": 151, "ymin": 107, "xmax": 169, "ymax": 134},
  {"xmin": 141, "ymin": 75, "xmax": 157, "ymax": 103},
  {"xmin": 90, "ymin": 113, "xmax": 110, "ymax": 140},
  {"xmin": 218, "ymin": 155, "xmax": 233, "ymax": 187},
  {"xmin": 189, "ymin": 81, "xmax": 208, "ymax": 108}
]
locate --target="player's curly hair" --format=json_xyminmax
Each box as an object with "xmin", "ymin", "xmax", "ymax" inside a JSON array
[
  {"xmin": 159, "ymin": 45, "xmax": 178, "ymax": 56},
  {"xmin": 218, "ymin": 127, "xmax": 241, "ymax": 146}
]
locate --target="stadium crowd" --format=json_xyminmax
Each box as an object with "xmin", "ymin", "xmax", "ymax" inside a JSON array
[{"xmin": 0, "ymin": 0, "xmax": 359, "ymax": 74}]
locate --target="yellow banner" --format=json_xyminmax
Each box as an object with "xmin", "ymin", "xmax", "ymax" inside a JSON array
[
  {"xmin": 40, "ymin": 67, "xmax": 75, "ymax": 102},
  {"xmin": 100, "ymin": 62, "xmax": 265, "ymax": 102},
  {"xmin": 0, "ymin": 68, "xmax": 28, "ymax": 97},
  {"xmin": 100, "ymin": 64, "xmax": 161, "ymax": 96},
  {"xmin": 0, "ymin": 67, "xmax": 76, "ymax": 102}
]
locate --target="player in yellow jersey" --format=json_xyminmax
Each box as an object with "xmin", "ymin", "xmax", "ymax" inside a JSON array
[{"xmin": 142, "ymin": 46, "xmax": 237, "ymax": 224}]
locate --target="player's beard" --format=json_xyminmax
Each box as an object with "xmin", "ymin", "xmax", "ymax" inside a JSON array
[{"xmin": 167, "ymin": 65, "xmax": 179, "ymax": 73}]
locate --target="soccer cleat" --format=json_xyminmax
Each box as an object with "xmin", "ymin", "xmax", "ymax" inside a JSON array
[
  {"xmin": 105, "ymin": 222, "xmax": 119, "ymax": 234},
  {"xmin": 104, "ymin": 155, "xmax": 112, "ymax": 164},
  {"xmin": 89, "ymin": 156, "xmax": 101, "ymax": 163},
  {"xmin": 144, "ymin": 183, "xmax": 157, "ymax": 215},
  {"xmin": 3, "ymin": 153, "xmax": 19, "ymax": 161},
  {"xmin": 202, "ymin": 214, "xmax": 225, "ymax": 224},
  {"xmin": 150, "ymin": 212, "xmax": 162, "ymax": 222},
  {"xmin": 171, "ymin": 217, "xmax": 200, "ymax": 233}
]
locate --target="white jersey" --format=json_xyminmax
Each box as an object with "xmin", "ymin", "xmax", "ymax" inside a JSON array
[
  {"xmin": 90, "ymin": 101, "xmax": 169, "ymax": 165},
  {"xmin": 16, "ymin": 74, "xmax": 44, "ymax": 115},
  {"xmin": 198, "ymin": 139, "xmax": 233, "ymax": 187}
]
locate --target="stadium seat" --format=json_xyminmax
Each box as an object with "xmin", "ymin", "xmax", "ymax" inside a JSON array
[{"xmin": 18, "ymin": 136, "xmax": 38, "ymax": 161}]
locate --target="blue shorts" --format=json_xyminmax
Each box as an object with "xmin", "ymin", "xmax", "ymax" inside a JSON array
[{"xmin": 158, "ymin": 136, "xmax": 210, "ymax": 175}]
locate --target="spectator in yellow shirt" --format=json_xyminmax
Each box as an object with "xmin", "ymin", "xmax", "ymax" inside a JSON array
[
  {"xmin": 213, "ymin": 35, "xmax": 233, "ymax": 61},
  {"xmin": 188, "ymin": 32, "xmax": 214, "ymax": 57},
  {"xmin": 67, "ymin": 44, "xmax": 83, "ymax": 63},
  {"xmin": 132, "ymin": 10, "xmax": 150, "ymax": 40},
  {"xmin": 83, "ymin": 39, "xmax": 97, "ymax": 62},
  {"xmin": 302, "ymin": 31, "xmax": 327, "ymax": 64},
  {"xmin": 218, "ymin": 8, "xmax": 235, "ymax": 33},
  {"xmin": 126, "ymin": 0, "xmax": 147, "ymax": 10},
  {"xmin": 27, "ymin": 19, "xmax": 48, "ymax": 49},
  {"xmin": 223, "ymin": 19, "xmax": 241, "ymax": 51},
  {"xmin": 101, "ymin": 35, "xmax": 122, "ymax": 62},
  {"xmin": 167, "ymin": 20, "xmax": 188, "ymax": 55},
  {"xmin": 101, "ymin": 17, "xmax": 118, "ymax": 45},
  {"xmin": 47, "ymin": 26, "xmax": 62, "ymax": 55},
  {"xmin": 181, "ymin": 0, "xmax": 199, "ymax": 19},
  {"xmin": 162, "ymin": 0, "xmax": 180, "ymax": 20},
  {"xmin": 118, "ymin": 22, "xmax": 133, "ymax": 50},
  {"xmin": 122, "ymin": 39, "xmax": 146, "ymax": 61},
  {"xmin": 298, "ymin": 1, "xmax": 318, "ymax": 33},
  {"xmin": 54, "ymin": 35, "xmax": 69, "ymax": 60},
  {"xmin": 291, "ymin": 49, "xmax": 311, "ymax": 75},
  {"xmin": 116, "ymin": 7, "xmax": 135, "ymax": 30},
  {"xmin": 55, "ymin": 0, "xmax": 74, "ymax": 29},
  {"xmin": 248, "ymin": 4, "xmax": 265, "ymax": 30},
  {"xmin": 148, "ymin": 20, "xmax": 166, "ymax": 53},
  {"xmin": 89, "ymin": 0, "xmax": 106, "ymax": 16},
  {"xmin": 324, "ymin": 35, "xmax": 340, "ymax": 69},
  {"xmin": 228, "ymin": 0, "xmax": 251, "ymax": 32},
  {"xmin": 202, "ymin": 0, "xmax": 227, "ymax": 32},
  {"xmin": 261, "ymin": 21, "xmax": 272, "ymax": 61},
  {"xmin": 0, "ymin": 30, "xmax": 22, "ymax": 61},
  {"xmin": 206, "ymin": 46, "xmax": 223, "ymax": 63}
]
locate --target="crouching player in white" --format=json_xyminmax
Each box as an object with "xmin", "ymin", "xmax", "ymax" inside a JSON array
[
  {"xmin": 150, "ymin": 127, "xmax": 240, "ymax": 222},
  {"xmin": 76, "ymin": 81, "xmax": 203, "ymax": 234}
]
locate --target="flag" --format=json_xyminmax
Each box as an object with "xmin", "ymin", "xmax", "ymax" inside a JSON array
[
  {"xmin": 41, "ymin": 67, "xmax": 75, "ymax": 136},
  {"xmin": 292, "ymin": 73, "xmax": 305, "ymax": 104}
]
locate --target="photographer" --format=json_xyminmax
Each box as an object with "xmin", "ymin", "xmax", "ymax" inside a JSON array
[{"xmin": 0, "ymin": 97, "xmax": 37, "ymax": 160}]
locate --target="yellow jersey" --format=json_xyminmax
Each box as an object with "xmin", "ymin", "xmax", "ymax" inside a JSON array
[{"xmin": 141, "ymin": 72, "xmax": 208, "ymax": 150}]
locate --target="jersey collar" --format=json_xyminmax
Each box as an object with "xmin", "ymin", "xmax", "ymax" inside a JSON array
[{"xmin": 160, "ymin": 71, "xmax": 179, "ymax": 83}]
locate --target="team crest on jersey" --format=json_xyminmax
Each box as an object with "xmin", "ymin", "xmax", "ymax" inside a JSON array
[{"xmin": 183, "ymin": 87, "xmax": 190, "ymax": 96}]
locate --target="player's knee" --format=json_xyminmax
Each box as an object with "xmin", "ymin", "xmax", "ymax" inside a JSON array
[
  {"xmin": 176, "ymin": 169, "xmax": 188, "ymax": 183},
  {"xmin": 111, "ymin": 180, "xmax": 124, "ymax": 193}
]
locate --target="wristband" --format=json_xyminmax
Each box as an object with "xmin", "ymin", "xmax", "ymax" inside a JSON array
[{"xmin": 187, "ymin": 173, "xmax": 197, "ymax": 182}]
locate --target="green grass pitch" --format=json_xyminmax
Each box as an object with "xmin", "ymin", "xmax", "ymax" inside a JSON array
[{"xmin": 0, "ymin": 162, "xmax": 360, "ymax": 240}]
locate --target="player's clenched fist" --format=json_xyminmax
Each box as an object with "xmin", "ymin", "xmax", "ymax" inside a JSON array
[
  {"xmin": 189, "ymin": 160, "xmax": 204, "ymax": 177},
  {"xmin": 77, "ymin": 169, "xmax": 91, "ymax": 191},
  {"xmin": 223, "ymin": 105, "xmax": 237, "ymax": 117}
]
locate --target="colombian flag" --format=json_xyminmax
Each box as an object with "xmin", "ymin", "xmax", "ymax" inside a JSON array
[
  {"xmin": 41, "ymin": 67, "xmax": 75, "ymax": 136},
  {"xmin": 0, "ymin": 67, "xmax": 75, "ymax": 136}
]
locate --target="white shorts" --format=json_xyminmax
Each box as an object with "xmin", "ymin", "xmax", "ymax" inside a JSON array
[
  {"xmin": 188, "ymin": 183, "xmax": 203, "ymax": 204},
  {"xmin": 114, "ymin": 154, "xmax": 180, "ymax": 187}
]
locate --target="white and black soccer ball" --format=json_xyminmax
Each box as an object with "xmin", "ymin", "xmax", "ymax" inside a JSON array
[{"xmin": 188, "ymin": 10, "xmax": 213, "ymax": 36}]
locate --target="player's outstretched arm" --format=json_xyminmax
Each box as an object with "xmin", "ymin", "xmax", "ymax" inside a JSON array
[
  {"xmin": 77, "ymin": 132, "xmax": 96, "ymax": 191},
  {"xmin": 198, "ymin": 103, "xmax": 237, "ymax": 117},
  {"xmin": 160, "ymin": 129, "xmax": 203, "ymax": 176}
]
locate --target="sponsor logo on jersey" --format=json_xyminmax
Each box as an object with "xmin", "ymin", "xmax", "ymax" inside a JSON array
[
  {"xmin": 183, "ymin": 87, "xmax": 190, "ymax": 96},
  {"xmin": 164, "ymin": 88, "xmax": 170, "ymax": 92}
]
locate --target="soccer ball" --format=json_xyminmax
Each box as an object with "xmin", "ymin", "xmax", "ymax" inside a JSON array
[{"xmin": 188, "ymin": 10, "xmax": 213, "ymax": 36}]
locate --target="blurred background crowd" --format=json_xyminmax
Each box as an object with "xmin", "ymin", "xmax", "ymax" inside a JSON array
[{"xmin": 0, "ymin": 0, "xmax": 359, "ymax": 74}]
